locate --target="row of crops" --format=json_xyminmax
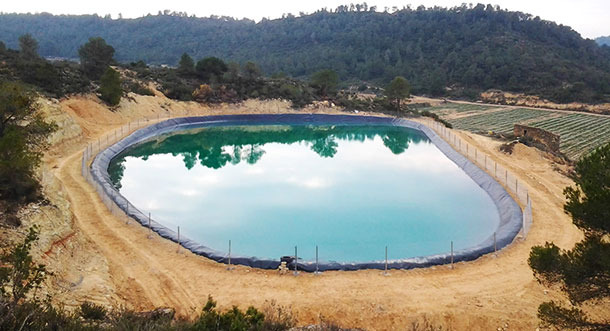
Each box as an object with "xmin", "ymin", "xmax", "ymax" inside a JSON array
[
  {"xmin": 449, "ymin": 108, "xmax": 555, "ymax": 134},
  {"xmin": 529, "ymin": 114, "xmax": 610, "ymax": 160},
  {"xmin": 421, "ymin": 103, "xmax": 610, "ymax": 160}
]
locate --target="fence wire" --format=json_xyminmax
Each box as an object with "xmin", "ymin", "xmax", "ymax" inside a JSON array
[
  {"xmin": 79, "ymin": 115, "xmax": 533, "ymax": 272},
  {"xmin": 81, "ymin": 115, "xmax": 176, "ymax": 234},
  {"xmin": 425, "ymin": 119, "xmax": 533, "ymax": 238}
]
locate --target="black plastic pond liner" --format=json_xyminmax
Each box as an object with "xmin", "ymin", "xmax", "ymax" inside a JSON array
[{"xmin": 90, "ymin": 114, "xmax": 523, "ymax": 272}]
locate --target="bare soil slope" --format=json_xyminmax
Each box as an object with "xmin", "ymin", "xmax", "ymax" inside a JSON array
[{"xmin": 22, "ymin": 93, "xmax": 590, "ymax": 329}]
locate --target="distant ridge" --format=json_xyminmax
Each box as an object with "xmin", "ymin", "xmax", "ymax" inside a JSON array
[
  {"xmin": 597, "ymin": 36, "xmax": 610, "ymax": 46},
  {"xmin": 1, "ymin": 4, "xmax": 610, "ymax": 103}
]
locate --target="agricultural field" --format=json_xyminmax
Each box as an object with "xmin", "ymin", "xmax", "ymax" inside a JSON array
[{"xmin": 422, "ymin": 103, "xmax": 610, "ymax": 160}]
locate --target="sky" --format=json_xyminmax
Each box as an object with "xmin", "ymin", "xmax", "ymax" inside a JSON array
[{"xmin": 1, "ymin": 0, "xmax": 608, "ymax": 39}]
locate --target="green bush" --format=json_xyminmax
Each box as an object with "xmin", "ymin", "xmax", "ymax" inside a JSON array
[
  {"xmin": 126, "ymin": 81, "xmax": 155, "ymax": 96},
  {"xmin": 79, "ymin": 301, "xmax": 107, "ymax": 320},
  {"xmin": 0, "ymin": 82, "xmax": 55, "ymax": 205},
  {"xmin": 0, "ymin": 226, "xmax": 298, "ymax": 330},
  {"xmin": 99, "ymin": 67, "xmax": 122, "ymax": 106}
]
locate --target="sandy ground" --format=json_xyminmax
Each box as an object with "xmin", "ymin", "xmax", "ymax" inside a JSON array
[{"xmin": 28, "ymin": 92, "xmax": 594, "ymax": 329}]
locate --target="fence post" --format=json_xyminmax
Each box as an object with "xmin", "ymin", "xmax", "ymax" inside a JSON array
[
  {"xmin": 315, "ymin": 245, "xmax": 320, "ymax": 275},
  {"xmin": 384, "ymin": 245, "xmax": 389, "ymax": 276},
  {"xmin": 227, "ymin": 240, "xmax": 234, "ymax": 270},
  {"xmin": 176, "ymin": 226, "xmax": 180, "ymax": 253},
  {"xmin": 293, "ymin": 246, "xmax": 298, "ymax": 276},
  {"xmin": 450, "ymin": 241, "xmax": 454, "ymax": 269},
  {"xmin": 494, "ymin": 232, "xmax": 497, "ymax": 256},
  {"xmin": 147, "ymin": 212, "xmax": 152, "ymax": 239}
]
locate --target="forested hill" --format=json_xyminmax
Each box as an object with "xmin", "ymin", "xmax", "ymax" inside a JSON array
[{"xmin": 1, "ymin": 4, "xmax": 610, "ymax": 103}]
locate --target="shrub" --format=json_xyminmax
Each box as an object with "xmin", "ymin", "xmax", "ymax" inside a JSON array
[
  {"xmin": 99, "ymin": 67, "xmax": 122, "ymax": 106},
  {"xmin": 126, "ymin": 81, "xmax": 155, "ymax": 96},
  {"xmin": 79, "ymin": 301, "xmax": 107, "ymax": 320},
  {"xmin": 0, "ymin": 82, "xmax": 56, "ymax": 205}
]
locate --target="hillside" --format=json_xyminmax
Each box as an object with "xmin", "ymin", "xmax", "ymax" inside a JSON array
[{"xmin": 1, "ymin": 5, "xmax": 610, "ymax": 104}]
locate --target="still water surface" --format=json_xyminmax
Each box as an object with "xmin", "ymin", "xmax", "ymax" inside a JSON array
[{"xmin": 109, "ymin": 125, "xmax": 500, "ymax": 262}]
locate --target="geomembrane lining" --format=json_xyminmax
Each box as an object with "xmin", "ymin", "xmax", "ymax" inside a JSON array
[{"xmin": 90, "ymin": 114, "xmax": 523, "ymax": 271}]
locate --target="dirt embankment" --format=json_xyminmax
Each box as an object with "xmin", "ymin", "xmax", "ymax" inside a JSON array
[
  {"xmin": 481, "ymin": 90, "xmax": 610, "ymax": 114},
  {"xmin": 7, "ymin": 91, "xmax": 597, "ymax": 330}
]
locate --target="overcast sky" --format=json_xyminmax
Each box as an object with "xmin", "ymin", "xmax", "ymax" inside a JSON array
[{"xmin": 2, "ymin": 0, "xmax": 608, "ymax": 39}]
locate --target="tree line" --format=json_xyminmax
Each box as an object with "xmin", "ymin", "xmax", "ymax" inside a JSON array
[{"xmin": 0, "ymin": 4, "xmax": 609, "ymax": 103}]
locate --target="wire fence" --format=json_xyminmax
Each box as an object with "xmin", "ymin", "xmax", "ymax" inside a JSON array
[
  {"xmin": 79, "ymin": 115, "xmax": 533, "ymax": 273},
  {"xmin": 80, "ymin": 113, "xmax": 178, "ymax": 239},
  {"xmin": 424, "ymin": 119, "xmax": 533, "ymax": 238}
]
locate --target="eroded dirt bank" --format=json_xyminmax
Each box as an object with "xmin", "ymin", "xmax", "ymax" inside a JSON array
[{"xmin": 12, "ymin": 92, "xmax": 589, "ymax": 330}]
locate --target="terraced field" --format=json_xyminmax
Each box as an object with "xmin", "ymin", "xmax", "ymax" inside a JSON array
[
  {"xmin": 422, "ymin": 103, "xmax": 610, "ymax": 160},
  {"xmin": 450, "ymin": 108, "xmax": 556, "ymax": 134}
]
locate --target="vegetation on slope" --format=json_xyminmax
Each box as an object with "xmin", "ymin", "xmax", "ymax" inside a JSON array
[
  {"xmin": 0, "ymin": 4, "xmax": 610, "ymax": 103},
  {"xmin": 0, "ymin": 227, "xmax": 297, "ymax": 330},
  {"xmin": 528, "ymin": 143, "xmax": 610, "ymax": 330},
  {"xmin": 0, "ymin": 82, "xmax": 55, "ymax": 223}
]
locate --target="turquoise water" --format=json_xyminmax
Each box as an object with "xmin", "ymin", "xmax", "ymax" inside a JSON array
[{"xmin": 109, "ymin": 125, "xmax": 500, "ymax": 263}]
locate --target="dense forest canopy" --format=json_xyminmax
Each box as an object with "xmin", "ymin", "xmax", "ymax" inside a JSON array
[{"xmin": 1, "ymin": 4, "xmax": 610, "ymax": 102}]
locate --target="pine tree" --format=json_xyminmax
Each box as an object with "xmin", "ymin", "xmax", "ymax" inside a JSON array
[
  {"xmin": 99, "ymin": 67, "xmax": 122, "ymax": 106},
  {"xmin": 385, "ymin": 76, "xmax": 411, "ymax": 112},
  {"xmin": 528, "ymin": 143, "xmax": 610, "ymax": 330},
  {"xmin": 177, "ymin": 53, "xmax": 195, "ymax": 76},
  {"xmin": 78, "ymin": 37, "xmax": 115, "ymax": 80},
  {"xmin": 310, "ymin": 69, "xmax": 339, "ymax": 98},
  {"xmin": 18, "ymin": 34, "xmax": 39, "ymax": 60}
]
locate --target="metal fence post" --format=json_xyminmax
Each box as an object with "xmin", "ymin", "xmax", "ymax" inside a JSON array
[
  {"xmin": 315, "ymin": 245, "xmax": 320, "ymax": 275},
  {"xmin": 227, "ymin": 239, "xmax": 234, "ymax": 270},
  {"xmin": 494, "ymin": 232, "xmax": 497, "ymax": 256},
  {"xmin": 293, "ymin": 246, "xmax": 298, "ymax": 276},
  {"xmin": 450, "ymin": 241, "xmax": 454, "ymax": 269},
  {"xmin": 384, "ymin": 246, "xmax": 389, "ymax": 276},
  {"xmin": 147, "ymin": 212, "xmax": 152, "ymax": 239},
  {"xmin": 176, "ymin": 226, "xmax": 180, "ymax": 253}
]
